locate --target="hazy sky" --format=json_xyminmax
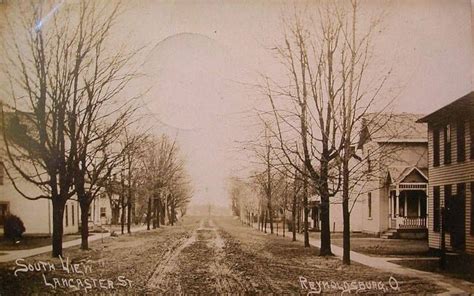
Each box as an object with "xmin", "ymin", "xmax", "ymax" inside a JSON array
[
  {"xmin": 3, "ymin": 1, "xmax": 468, "ymax": 208},
  {"xmin": 107, "ymin": 0, "xmax": 473, "ymax": 208}
]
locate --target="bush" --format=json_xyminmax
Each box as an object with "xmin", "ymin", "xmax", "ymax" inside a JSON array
[{"xmin": 3, "ymin": 215, "xmax": 26, "ymax": 242}]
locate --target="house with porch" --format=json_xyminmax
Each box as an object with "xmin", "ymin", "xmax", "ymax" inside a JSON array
[
  {"xmin": 308, "ymin": 113, "xmax": 429, "ymax": 238},
  {"xmin": 417, "ymin": 91, "xmax": 474, "ymax": 255},
  {"xmin": 357, "ymin": 113, "xmax": 429, "ymax": 238}
]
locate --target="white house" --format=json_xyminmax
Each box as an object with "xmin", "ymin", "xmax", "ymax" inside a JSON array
[
  {"xmin": 307, "ymin": 113, "xmax": 429, "ymax": 238},
  {"xmin": 0, "ymin": 162, "xmax": 79, "ymax": 235}
]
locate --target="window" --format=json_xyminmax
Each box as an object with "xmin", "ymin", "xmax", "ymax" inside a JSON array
[
  {"xmin": 433, "ymin": 186, "xmax": 440, "ymax": 232},
  {"xmin": 433, "ymin": 128, "xmax": 440, "ymax": 167},
  {"xmin": 367, "ymin": 192, "xmax": 372, "ymax": 219},
  {"xmin": 0, "ymin": 203, "xmax": 9, "ymax": 226},
  {"xmin": 65, "ymin": 205, "xmax": 69, "ymax": 227},
  {"xmin": 72, "ymin": 205, "xmax": 75, "ymax": 226},
  {"xmin": 100, "ymin": 207, "xmax": 106, "ymax": 218},
  {"xmin": 457, "ymin": 121, "xmax": 465, "ymax": 162},
  {"xmin": 470, "ymin": 120, "xmax": 474, "ymax": 159},
  {"xmin": 471, "ymin": 182, "xmax": 474, "ymax": 236},
  {"xmin": 457, "ymin": 183, "xmax": 466, "ymax": 199},
  {"xmin": 444, "ymin": 124, "xmax": 451, "ymax": 165}
]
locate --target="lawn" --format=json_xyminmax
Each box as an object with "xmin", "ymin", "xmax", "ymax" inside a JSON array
[
  {"xmin": 307, "ymin": 232, "xmax": 430, "ymax": 257},
  {"xmin": 0, "ymin": 234, "xmax": 81, "ymax": 251}
]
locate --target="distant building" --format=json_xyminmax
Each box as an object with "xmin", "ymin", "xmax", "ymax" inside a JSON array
[{"xmin": 418, "ymin": 91, "xmax": 474, "ymax": 255}]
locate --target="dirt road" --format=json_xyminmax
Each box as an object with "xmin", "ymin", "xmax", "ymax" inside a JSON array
[
  {"xmin": 0, "ymin": 215, "xmax": 444, "ymax": 294},
  {"xmin": 147, "ymin": 219, "xmax": 245, "ymax": 294},
  {"xmin": 146, "ymin": 216, "xmax": 443, "ymax": 294}
]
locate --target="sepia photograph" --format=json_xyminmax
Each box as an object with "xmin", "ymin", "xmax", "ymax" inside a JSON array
[{"xmin": 0, "ymin": 0, "xmax": 473, "ymax": 294}]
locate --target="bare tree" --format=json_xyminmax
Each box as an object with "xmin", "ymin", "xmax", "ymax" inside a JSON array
[
  {"xmin": 116, "ymin": 130, "xmax": 147, "ymax": 234},
  {"xmin": 140, "ymin": 134, "xmax": 187, "ymax": 229},
  {"xmin": 1, "ymin": 1, "xmax": 143, "ymax": 254},
  {"xmin": 260, "ymin": 1, "xmax": 393, "ymax": 259},
  {"xmin": 64, "ymin": 1, "xmax": 142, "ymax": 249},
  {"xmin": 0, "ymin": 2, "xmax": 93, "ymax": 257}
]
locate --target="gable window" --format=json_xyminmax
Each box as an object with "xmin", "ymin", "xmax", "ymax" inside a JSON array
[
  {"xmin": 433, "ymin": 128, "xmax": 440, "ymax": 167},
  {"xmin": 367, "ymin": 192, "xmax": 372, "ymax": 219},
  {"xmin": 433, "ymin": 186, "xmax": 440, "ymax": 232},
  {"xmin": 444, "ymin": 124, "xmax": 451, "ymax": 165},
  {"xmin": 470, "ymin": 120, "xmax": 474, "ymax": 160},
  {"xmin": 0, "ymin": 202, "xmax": 9, "ymax": 226},
  {"xmin": 457, "ymin": 120, "xmax": 465, "ymax": 162}
]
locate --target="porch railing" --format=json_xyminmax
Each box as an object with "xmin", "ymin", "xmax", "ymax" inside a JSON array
[{"xmin": 398, "ymin": 217, "xmax": 427, "ymax": 229}]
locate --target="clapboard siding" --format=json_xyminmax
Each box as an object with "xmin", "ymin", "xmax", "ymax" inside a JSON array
[{"xmin": 427, "ymin": 120, "xmax": 474, "ymax": 255}]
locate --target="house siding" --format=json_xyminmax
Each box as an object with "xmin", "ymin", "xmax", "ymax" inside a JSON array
[{"xmin": 427, "ymin": 120, "xmax": 474, "ymax": 255}]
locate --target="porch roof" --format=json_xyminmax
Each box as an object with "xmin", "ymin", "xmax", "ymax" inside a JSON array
[{"xmin": 387, "ymin": 166, "xmax": 428, "ymax": 185}]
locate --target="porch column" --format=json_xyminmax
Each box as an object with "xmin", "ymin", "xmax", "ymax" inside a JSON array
[
  {"xmin": 389, "ymin": 192, "xmax": 392, "ymax": 217},
  {"xmin": 425, "ymin": 189, "xmax": 428, "ymax": 217},
  {"xmin": 404, "ymin": 192, "xmax": 408, "ymax": 217},
  {"xmin": 395, "ymin": 186, "xmax": 400, "ymax": 217},
  {"xmin": 418, "ymin": 195, "xmax": 421, "ymax": 217}
]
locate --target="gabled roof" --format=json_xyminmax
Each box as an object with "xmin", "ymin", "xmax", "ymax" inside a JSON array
[
  {"xmin": 358, "ymin": 113, "xmax": 427, "ymax": 148},
  {"xmin": 417, "ymin": 91, "xmax": 474, "ymax": 124},
  {"xmin": 387, "ymin": 166, "xmax": 428, "ymax": 184}
]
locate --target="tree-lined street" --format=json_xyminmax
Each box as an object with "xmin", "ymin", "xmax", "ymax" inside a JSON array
[{"xmin": 0, "ymin": 0, "xmax": 473, "ymax": 294}]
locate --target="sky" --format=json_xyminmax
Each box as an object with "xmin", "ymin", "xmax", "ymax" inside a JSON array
[
  {"xmin": 110, "ymin": 0, "xmax": 473, "ymax": 208},
  {"xmin": 2, "ymin": 0, "xmax": 473, "ymax": 208}
]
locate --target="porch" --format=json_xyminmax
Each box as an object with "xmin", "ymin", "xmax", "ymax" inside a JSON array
[{"xmin": 388, "ymin": 184, "xmax": 428, "ymax": 230}]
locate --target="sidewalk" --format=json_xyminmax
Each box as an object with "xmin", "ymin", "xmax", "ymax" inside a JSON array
[
  {"xmin": 249, "ymin": 222, "xmax": 474, "ymax": 295},
  {"xmin": 0, "ymin": 225, "xmax": 148, "ymax": 263}
]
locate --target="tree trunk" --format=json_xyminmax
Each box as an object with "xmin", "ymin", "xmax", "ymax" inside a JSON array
[
  {"xmin": 156, "ymin": 198, "xmax": 161, "ymax": 228},
  {"xmin": 147, "ymin": 196, "xmax": 152, "ymax": 230},
  {"xmin": 342, "ymin": 138, "xmax": 351, "ymax": 264},
  {"xmin": 51, "ymin": 198, "xmax": 66, "ymax": 258},
  {"xmin": 342, "ymin": 177, "xmax": 350, "ymax": 264},
  {"xmin": 121, "ymin": 192, "xmax": 126, "ymax": 235},
  {"xmin": 80, "ymin": 201, "xmax": 90, "ymax": 250},
  {"xmin": 292, "ymin": 188, "xmax": 297, "ymax": 241},
  {"xmin": 319, "ymin": 157, "xmax": 333, "ymax": 256},
  {"xmin": 170, "ymin": 203, "xmax": 175, "ymax": 226},
  {"xmin": 264, "ymin": 210, "xmax": 267, "ymax": 233},
  {"xmin": 111, "ymin": 204, "xmax": 119, "ymax": 225},
  {"xmin": 167, "ymin": 198, "xmax": 172, "ymax": 225},
  {"xmin": 160, "ymin": 200, "xmax": 166, "ymax": 225},
  {"xmin": 127, "ymin": 193, "xmax": 132, "ymax": 234},
  {"xmin": 303, "ymin": 173, "xmax": 310, "ymax": 248},
  {"xmin": 297, "ymin": 202, "xmax": 301, "ymax": 233},
  {"xmin": 269, "ymin": 207, "xmax": 274, "ymax": 234}
]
